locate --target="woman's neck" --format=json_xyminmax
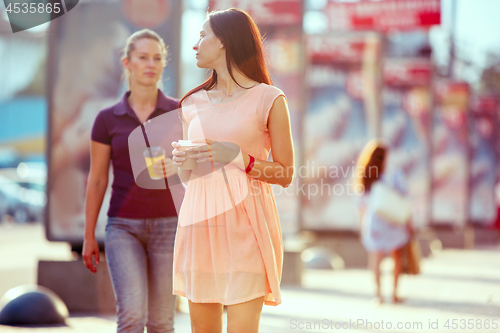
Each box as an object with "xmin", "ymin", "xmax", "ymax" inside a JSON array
[
  {"xmin": 128, "ymin": 84, "xmax": 158, "ymax": 110},
  {"xmin": 214, "ymin": 66, "xmax": 253, "ymax": 94}
]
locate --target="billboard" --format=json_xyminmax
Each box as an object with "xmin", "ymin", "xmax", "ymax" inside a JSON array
[
  {"xmin": 46, "ymin": 0, "xmax": 181, "ymax": 244},
  {"xmin": 325, "ymin": 0, "xmax": 441, "ymax": 32},
  {"xmin": 302, "ymin": 33, "xmax": 376, "ymax": 231},
  {"xmin": 382, "ymin": 58, "xmax": 432, "ymax": 229},
  {"xmin": 469, "ymin": 95, "xmax": 497, "ymax": 225},
  {"xmin": 431, "ymin": 81, "xmax": 470, "ymax": 226},
  {"xmin": 302, "ymin": 35, "xmax": 434, "ymax": 231}
]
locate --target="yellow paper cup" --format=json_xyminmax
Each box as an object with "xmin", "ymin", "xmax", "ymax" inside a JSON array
[{"xmin": 143, "ymin": 146, "xmax": 165, "ymax": 179}]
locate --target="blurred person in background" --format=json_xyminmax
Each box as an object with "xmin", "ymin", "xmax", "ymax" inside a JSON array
[
  {"xmin": 82, "ymin": 29, "xmax": 179, "ymax": 333},
  {"xmin": 171, "ymin": 8, "xmax": 294, "ymax": 333},
  {"xmin": 354, "ymin": 139, "xmax": 412, "ymax": 304}
]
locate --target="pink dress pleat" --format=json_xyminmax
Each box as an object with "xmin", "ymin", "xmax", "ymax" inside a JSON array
[{"xmin": 173, "ymin": 83, "xmax": 285, "ymax": 306}]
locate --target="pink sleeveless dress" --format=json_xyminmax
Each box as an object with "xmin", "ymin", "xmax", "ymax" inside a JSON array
[{"xmin": 172, "ymin": 83, "xmax": 285, "ymax": 306}]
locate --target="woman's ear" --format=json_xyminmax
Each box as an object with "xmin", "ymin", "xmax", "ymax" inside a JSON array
[{"xmin": 122, "ymin": 57, "xmax": 129, "ymax": 70}]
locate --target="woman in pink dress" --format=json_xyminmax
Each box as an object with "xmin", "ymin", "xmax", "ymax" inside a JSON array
[{"xmin": 171, "ymin": 8, "xmax": 294, "ymax": 333}]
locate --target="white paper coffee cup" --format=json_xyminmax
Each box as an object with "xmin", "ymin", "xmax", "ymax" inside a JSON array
[{"xmin": 178, "ymin": 140, "xmax": 203, "ymax": 170}]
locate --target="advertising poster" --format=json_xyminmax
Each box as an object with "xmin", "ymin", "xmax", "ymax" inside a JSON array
[
  {"xmin": 431, "ymin": 81, "xmax": 470, "ymax": 226},
  {"xmin": 469, "ymin": 95, "xmax": 497, "ymax": 225},
  {"xmin": 382, "ymin": 58, "xmax": 432, "ymax": 229},
  {"xmin": 47, "ymin": 0, "xmax": 181, "ymax": 244},
  {"xmin": 302, "ymin": 33, "xmax": 371, "ymax": 231},
  {"xmin": 208, "ymin": 0, "xmax": 304, "ymax": 235},
  {"xmin": 324, "ymin": 0, "xmax": 441, "ymax": 32}
]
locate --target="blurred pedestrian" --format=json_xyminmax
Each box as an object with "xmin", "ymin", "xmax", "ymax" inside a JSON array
[
  {"xmin": 171, "ymin": 8, "xmax": 294, "ymax": 333},
  {"xmin": 82, "ymin": 29, "xmax": 179, "ymax": 332},
  {"xmin": 354, "ymin": 139, "xmax": 412, "ymax": 304}
]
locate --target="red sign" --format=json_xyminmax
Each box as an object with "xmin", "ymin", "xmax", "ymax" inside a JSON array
[
  {"xmin": 307, "ymin": 34, "xmax": 366, "ymax": 64},
  {"xmin": 326, "ymin": 0, "xmax": 440, "ymax": 32},
  {"xmin": 471, "ymin": 95, "xmax": 497, "ymax": 115},
  {"xmin": 208, "ymin": 0, "xmax": 302, "ymax": 26},
  {"xmin": 384, "ymin": 58, "xmax": 432, "ymax": 87}
]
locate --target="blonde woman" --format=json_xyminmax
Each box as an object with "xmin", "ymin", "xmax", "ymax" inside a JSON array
[{"xmin": 82, "ymin": 29, "xmax": 179, "ymax": 332}]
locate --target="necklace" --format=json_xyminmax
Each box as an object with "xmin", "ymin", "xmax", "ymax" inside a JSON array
[{"xmin": 218, "ymin": 86, "xmax": 243, "ymax": 102}]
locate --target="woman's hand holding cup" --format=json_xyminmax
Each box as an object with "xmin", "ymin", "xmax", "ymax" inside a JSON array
[
  {"xmin": 172, "ymin": 139, "xmax": 239, "ymax": 170},
  {"xmin": 172, "ymin": 140, "xmax": 202, "ymax": 170},
  {"xmin": 189, "ymin": 138, "xmax": 240, "ymax": 165},
  {"xmin": 171, "ymin": 141, "xmax": 186, "ymax": 167},
  {"xmin": 151, "ymin": 157, "xmax": 177, "ymax": 178}
]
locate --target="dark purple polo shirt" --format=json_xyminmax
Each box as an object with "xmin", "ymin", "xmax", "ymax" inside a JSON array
[{"xmin": 91, "ymin": 90, "xmax": 180, "ymax": 218}]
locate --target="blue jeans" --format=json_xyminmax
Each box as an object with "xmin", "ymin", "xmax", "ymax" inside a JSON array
[{"xmin": 105, "ymin": 216, "xmax": 177, "ymax": 333}]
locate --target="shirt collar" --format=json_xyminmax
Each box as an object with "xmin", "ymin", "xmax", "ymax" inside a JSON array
[{"xmin": 113, "ymin": 89, "xmax": 174, "ymax": 118}]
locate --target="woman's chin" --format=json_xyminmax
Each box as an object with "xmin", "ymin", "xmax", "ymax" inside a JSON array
[
  {"xmin": 195, "ymin": 60, "xmax": 207, "ymax": 69},
  {"xmin": 136, "ymin": 79, "xmax": 159, "ymax": 88}
]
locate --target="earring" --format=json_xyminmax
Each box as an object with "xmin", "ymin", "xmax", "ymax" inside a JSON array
[{"xmin": 220, "ymin": 44, "xmax": 223, "ymax": 49}]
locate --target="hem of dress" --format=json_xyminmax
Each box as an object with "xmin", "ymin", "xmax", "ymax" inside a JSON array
[
  {"xmin": 362, "ymin": 236, "xmax": 409, "ymax": 253},
  {"xmin": 173, "ymin": 290, "xmax": 268, "ymax": 306},
  {"xmin": 264, "ymin": 299, "xmax": 281, "ymax": 306}
]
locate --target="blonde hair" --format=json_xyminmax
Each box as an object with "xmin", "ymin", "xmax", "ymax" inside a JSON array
[
  {"xmin": 354, "ymin": 139, "xmax": 387, "ymax": 192},
  {"xmin": 121, "ymin": 29, "xmax": 168, "ymax": 90}
]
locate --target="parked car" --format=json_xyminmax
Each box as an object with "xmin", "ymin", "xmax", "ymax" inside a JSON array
[{"xmin": 0, "ymin": 163, "xmax": 46, "ymax": 223}]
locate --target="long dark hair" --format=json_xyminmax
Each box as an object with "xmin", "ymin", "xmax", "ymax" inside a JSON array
[{"xmin": 179, "ymin": 8, "xmax": 272, "ymax": 107}]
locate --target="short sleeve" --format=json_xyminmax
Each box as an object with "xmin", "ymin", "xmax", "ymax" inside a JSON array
[
  {"xmin": 91, "ymin": 110, "xmax": 111, "ymax": 145},
  {"xmin": 180, "ymin": 94, "xmax": 197, "ymax": 125},
  {"xmin": 258, "ymin": 85, "xmax": 286, "ymax": 131}
]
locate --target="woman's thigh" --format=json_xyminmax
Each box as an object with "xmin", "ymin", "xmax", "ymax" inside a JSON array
[
  {"xmin": 369, "ymin": 251, "xmax": 385, "ymax": 271},
  {"xmin": 226, "ymin": 296, "xmax": 265, "ymax": 333},
  {"xmin": 105, "ymin": 217, "xmax": 148, "ymax": 314},
  {"xmin": 188, "ymin": 300, "xmax": 224, "ymax": 333},
  {"xmin": 146, "ymin": 217, "xmax": 177, "ymax": 296}
]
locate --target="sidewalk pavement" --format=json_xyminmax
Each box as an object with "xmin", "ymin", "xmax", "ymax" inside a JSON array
[{"xmin": 1, "ymin": 222, "xmax": 500, "ymax": 332}]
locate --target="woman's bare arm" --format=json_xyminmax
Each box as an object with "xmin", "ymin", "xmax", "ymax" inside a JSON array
[
  {"xmin": 82, "ymin": 141, "xmax": 110, "ymax": 273},
  {"xmin": 244, "ymin": 96, "xmax": 294, "ymax": 187}
]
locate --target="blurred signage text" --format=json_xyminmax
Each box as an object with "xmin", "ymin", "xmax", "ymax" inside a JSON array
[
  {"xmin": 208, "ymin": 0, "xmax": 302, "ymax": 26},
  {"xmin": 307, "ymin": 34, "xmax": 366, "ymax": 63},
  {"xmin": 384, "ymin": 58, "xmax": 432, "ymax": 87},
  {"xmin": 326, "ymin": 0, "xmax": 441, "ymax": 32}
]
